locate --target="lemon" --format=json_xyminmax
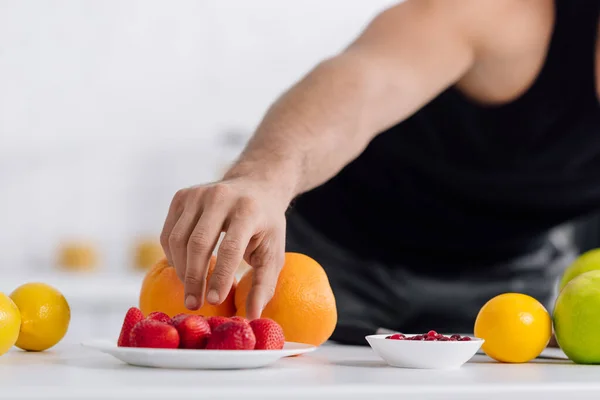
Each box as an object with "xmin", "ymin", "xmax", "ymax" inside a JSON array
[
  {"xmin": 474, "ymin": 293, "xmax": 552, "ymax": 363},
  {"xmin": 0, "ymin": 293, "xmax": 21, "ymax": 356},
  {"xmin": 10, "ymin": 283, "xmax": 70, "ymax": 351}
]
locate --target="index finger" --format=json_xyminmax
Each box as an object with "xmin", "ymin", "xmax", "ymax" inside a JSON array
[
  {"xmin": 160, "ymin": 190, "xmax": 186, "ymax": 266},
  {"xmin": 245, "ymin": 239, "xmax": 284, "ymax": 320}
]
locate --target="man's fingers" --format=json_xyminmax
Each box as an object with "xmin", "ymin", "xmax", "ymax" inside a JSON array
[
  {"xmin": 184, "ymin": 207, "xmax": 226, "ymax": 310},
  {"xmin": 160, "ymin": 189, "xmax": 186, "ymax": 266},
  {"xmin": 208, "ymin": 217, "xmax": 255, "ymax": 305},
  {"xmin": 168, "ymin": 209, "xmax": 201, "ymax": 282},
  {"xmin": 245, "ymin": 238, "xmax": 284, "ymax": 320}
]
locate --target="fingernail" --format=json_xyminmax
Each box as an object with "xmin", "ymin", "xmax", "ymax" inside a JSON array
[
  {"xmin": 185, "ymin": 295, "xmax": 198, "ymax": 310},
  {"xmin": 206, "ymin": 290, "xmax": 219, "ymax": 304}
]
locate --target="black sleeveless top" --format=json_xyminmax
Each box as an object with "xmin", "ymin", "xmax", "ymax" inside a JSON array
[{"xmin": 292, "ymin": 0, "xmax": 600, "ymax": 273}]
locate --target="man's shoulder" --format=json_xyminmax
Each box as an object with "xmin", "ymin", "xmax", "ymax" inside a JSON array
[{"xmin": 380, "ymin": 0, "xmax": 553, "ymax": 55}]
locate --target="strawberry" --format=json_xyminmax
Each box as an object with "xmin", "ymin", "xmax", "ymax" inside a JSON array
[
  {"xmin": 171, "ymin": 315, "xmax": 211, "ymax": 349},
  {"xmin": 230, "ymin": 316, "xmax": 248, "ymax": 324},
  {"xmin": 206, "ymin": 321, "xmax": 256, "ymax": 350},
  {"xmin": 249, "ymin": 318, "xmax": 285, "ymax": 350},
  {"xmin": 170, "ymin": 313, "xmax": 190, "ymax": 326},
  {"xmin": 129, "ymin": 320, "xmax": 180, "ymax": 349},
  {"xmin": 206, "ymin": 316, "xmax": 230, "ymax": 331},
  {"xmin": 147, "ymin": 311, "xmax": 171, "ymax": 324},
  {"xmin": 117, "ymin": 307, "xmax": 144, "ymax": 347}
]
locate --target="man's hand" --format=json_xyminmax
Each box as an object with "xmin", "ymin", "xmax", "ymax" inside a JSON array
[
  {"xmin": 160, "ymin": 177, "xmax": 289, "ymax": 320},
  {"xmin": 160, "ymin": 0, "xmax": 521, "ymax": 320}
]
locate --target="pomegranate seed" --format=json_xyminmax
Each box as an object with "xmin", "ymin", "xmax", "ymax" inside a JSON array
[
  {"xmin": 450, "ymin": 334, "xmax": 461, "ymax": 340},
  {"xmin": 425, "ymin": 336, "xmax": 436, "ymax": 341},
  {"xmin": 459, "ymin": 337, "xmax": 471, "ymax": 341},
  {"xmin": 439, "ymin": 337, "xmax": 449, "ymax": 341},
  {"xmin": 427, "ymin": 330, "xmax": 437, "ymax": 337},
  {"xmin": 389, "ymin": 333, "xmax": 405, "ymax": 340}
]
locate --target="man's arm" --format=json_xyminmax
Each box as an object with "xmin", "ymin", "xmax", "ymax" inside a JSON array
[
  {"xmin": 225, "ymin": 0, "xmax": 492, "ymax": 197},
  {"xmin": 161, "ymin": 0, "xmax": 509, "ymax": 320}
]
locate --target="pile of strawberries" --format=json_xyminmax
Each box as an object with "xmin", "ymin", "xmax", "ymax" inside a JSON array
[{"xmin": 117, "ymin": 307, "xmax": 285, "ymax": 350}]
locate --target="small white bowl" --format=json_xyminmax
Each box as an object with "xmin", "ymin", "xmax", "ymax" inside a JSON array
[{"xmin": 365, "ymin": 334, "xmax": 484, "ymax": 370}]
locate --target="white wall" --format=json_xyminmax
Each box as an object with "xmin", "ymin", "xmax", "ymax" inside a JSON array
[{"xmin": 0, "ymin": 0, "xmax": 396, "ymax": 273}]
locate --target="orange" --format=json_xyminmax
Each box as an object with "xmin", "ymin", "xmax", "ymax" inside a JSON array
[
  {"xmin": 474, "ymin": 293, "xmax": 552, "ymax": 363},
  {"xmin": 235, "ymin": 252, "xmax": 337, "ymax": 346},
  {"xmin": 139, "ymin": 257, "xmax": 236, "ymax": 318}
]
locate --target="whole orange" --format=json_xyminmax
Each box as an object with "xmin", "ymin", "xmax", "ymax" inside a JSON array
[
  {"xmin": 235, "ymin": 252, "xmax": 337, "ymax": 346},
  {"xmin": 474, "ymin": 293, "xmax": 552, "ymax": 363},
  {"xmin": 139, "ymin": 257, "xmax": 236, "ymax": 318}
]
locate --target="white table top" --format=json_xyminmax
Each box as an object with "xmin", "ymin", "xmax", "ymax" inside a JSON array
[{"xmin": 1, "ymin": 342, "xmax": 600, "ymax": 400}]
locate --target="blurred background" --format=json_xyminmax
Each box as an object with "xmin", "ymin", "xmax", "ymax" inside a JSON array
[
  {"xmin": 0, "ymin": 0, "xmax": 396, "ymax": 343},
  {"xmin": 2, "ymin": 0, "xmax": 599, "ymax": 345}
]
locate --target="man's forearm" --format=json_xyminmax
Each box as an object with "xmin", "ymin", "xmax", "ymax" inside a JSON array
[
  {"xmin": 225, "ymin": 53, "xmax": 384, "ymax": 202},
  {"xmin": 224, "ymin": 0, "xmax": 480, "ymax": 202}
]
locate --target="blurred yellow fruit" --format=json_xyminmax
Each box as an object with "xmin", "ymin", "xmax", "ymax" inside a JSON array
[
  {"xmin": 0, "ymin": 293, "xmax": 21, "ymax": 356},
  {"xmin": 58, "ymin": 241, "xmax": 97, "ymax": 271},
  {"xmin": 474, "ymin": 293, "xmax": 551, "ymax": 363},
  {"xmin": 10, "ymin": 283, "xmax": 71, "ymax": 351},
  {"xmin": 133, "ymin": 239, "xmax": 164, "ymax": 270}
]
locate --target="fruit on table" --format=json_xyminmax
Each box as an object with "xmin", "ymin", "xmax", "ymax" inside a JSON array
[
  {"xmin": 386, "ymin": 331, "xmax": 472, "ymax": 341},
  {"xmin": 554, "ymin": 270, "xmax": 600, "ymax": 364},
  {"xmin": 139, "ymin": 256, "xmax": 236, "ymax": 318},
  {"xmin": 0, "ymin": 293, "xmax": 21, "ymax": 356},
  {"xmin": 558, "ymin": 248, "xmax": 600, "ymax": 292},
  {"xmin": 474, "ymin": 293, "xmax": 551, "ymax": 363},
  {"xmin": 250, "ymin": 318, "xmax": 285, "ymax": 350},
  {"xmin": 57, "ymin": 241, "xmax": 97, "ymax": 271},
  {"xmin": 235, "ymin": 252, "xmax": 337, "ymax": 347},
  {"xmin": 118, "ymin": 307, "xmax": 144, "ymax": 347},
  {"xmin": 206, "ymin": 321, "xmax": 256, "ymax": 350},
  {"xmin": 130, "ymin": 320, "xmax": 180, "ymax": 349},
  {"xmin": 171, "ymin": 314, "xmax": 211, "ymax": 349},
  {"xmin": 133, "ymin": 239, "xmax": 164, "ymax": 270},
  {"xmin": 10, "ymin": 283, "xmax": 71, "ymax": 352}
]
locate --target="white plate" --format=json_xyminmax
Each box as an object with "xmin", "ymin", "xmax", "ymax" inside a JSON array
[
  {"xmin": 366, "ymin": 334, "xmax": 484, "ymax": 370},
  {"xmin": 81, "ymin": 339, "xmax": 316, "ymax": 370}
]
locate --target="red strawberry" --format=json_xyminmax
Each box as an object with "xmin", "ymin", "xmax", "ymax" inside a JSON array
[
  {"xmin": 170, "ymin": 313, "xmax": 190, "ymax": 326},
  {"xmin": 172, "ymin": 315, "xmax": 211, "ymax": 349},
  {"xmin": 117, "ymin": 307, "xmax": 144, "ymax": 347},
  {"xmin": 230, "ymin": 316, "xmax": 248, "ymax": 324},
  {"xmin": 129, "ymin": 320, "xmax": 180, "ymax": 349},
  {"xmin": 206, "ymin": 316, "xmax": 230, "ymax": 331},
  {"xmin": 206, "ymin": 321, "xmax": 256, "ymax": 350},
  {"xmin": 249, "ymin": 318, "xmax": 285, "ymax": 350},
  {"xmin": 147, "ymin": 311, "xmax": 171, "ymax": 324}
]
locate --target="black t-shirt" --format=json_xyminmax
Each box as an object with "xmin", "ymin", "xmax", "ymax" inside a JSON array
[{"xmin": 292, "ymin": 0, "xmax": 600, "ymax": 272}]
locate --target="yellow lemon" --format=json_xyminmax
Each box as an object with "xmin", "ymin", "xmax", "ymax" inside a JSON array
[
  {"xmin": 10, "ymin": 283, "xmax": 70, "ymax": 351},
  {"xmin": 474, "ymin": 293, "xmax": 552, "ymax": 363},
  {"xmin": 0, "ymin": 293, "xmax": 21, "ymax": 356}
]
